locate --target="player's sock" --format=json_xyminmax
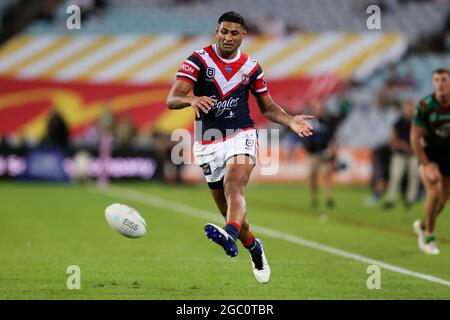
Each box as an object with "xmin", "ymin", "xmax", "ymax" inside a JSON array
[
  {"xmin": 242, "ymin": 232, "xmax": 262, "ymax": 257},
  {"xmin": 425, "ymin": 234, "xmax": 437, "ymax": 244},
  {"xmin": 223, "ymin": 222, "xmax": 240, "ymax": 242}
]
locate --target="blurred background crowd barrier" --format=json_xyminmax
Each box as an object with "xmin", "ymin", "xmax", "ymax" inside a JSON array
[{"xmin": 0, "ymin": 0, "xmax": 449, "ymax": 186}]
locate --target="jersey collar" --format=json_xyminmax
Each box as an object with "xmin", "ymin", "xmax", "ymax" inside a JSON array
[{"xmin": 213, "ymin": 44, "xmax": 241, "ymax": 63}]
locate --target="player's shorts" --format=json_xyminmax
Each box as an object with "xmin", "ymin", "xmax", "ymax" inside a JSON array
[
  {"xmin": 193, "ymin": 128, "xmax": 258, "ymax": 185},
  {"xmin": 307, "ymin": 153, "xmax": 332, "ymax": 175},
  {"xmin": 425, "ymin": 147, "xmax": 450, "ymax": 177}
]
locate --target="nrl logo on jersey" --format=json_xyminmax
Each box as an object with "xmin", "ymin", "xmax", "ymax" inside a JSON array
[{"xmin": 206, "ymin": 67, "xmax": 215, "ymax": 78}]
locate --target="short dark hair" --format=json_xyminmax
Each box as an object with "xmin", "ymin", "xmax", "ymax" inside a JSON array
[
  {"xmin": 432, "ymin": 68, "xmax": 450, "ymax": 76},
  {"xmin": 218, "ymin": 11, "xmax": 245, "ymax": 29}
]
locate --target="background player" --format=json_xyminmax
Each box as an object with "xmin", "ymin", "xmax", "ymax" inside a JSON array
[
  {"xmin": 384, "ymin": 99, "xmax": 420, "ymax": 210},
  {"xmin": 166, "ymin": 11, "xmax": 314, "ymax": 283},
  {"xmin": 411, "ymin": 68, "xmax": 450, "ymax": 255},
  {"xmin": 301, "ymin": 99, "xmax": 340, "ymax": 209}
]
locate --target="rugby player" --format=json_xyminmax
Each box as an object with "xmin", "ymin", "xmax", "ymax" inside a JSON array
[
  {"xmin": 167, "ymin": 12, "xmax": 314, "ymax": 282},
  {"xmin": 411, "ymin": 69, "xmax": 450, "ymax": 255}
]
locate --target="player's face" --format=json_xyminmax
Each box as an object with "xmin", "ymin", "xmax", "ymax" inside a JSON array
[
  {"xmin": 216, "ymin": 22, "xmax": 246, "ymax": 56},
  {"xmin": 432, "ymin": 73, "xmax": 450, "ymax": 97},
  {"xmin": 402, "ymin": 101, "xmax": 414, "ymax": 119}
]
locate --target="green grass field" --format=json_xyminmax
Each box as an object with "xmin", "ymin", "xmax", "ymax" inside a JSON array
[{"xmin": 1, "ymin": 181, "xmax": 449, "ymax": 299}]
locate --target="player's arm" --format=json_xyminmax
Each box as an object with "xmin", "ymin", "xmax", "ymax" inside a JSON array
[
  {"xmin": 410, "ymin": 124, "xmax": 429, "ymax": 165},
  {"xmin": 410, "ymin": 101, "xmax": 430, "ymax": 165},
  {"xmin": 411, "ymin": 124, "xmax": 442, "ymax": 181},
  {"xmin": 166, "ymin": 80, "xmax": 216, "ymax": 118},
  {"xmin": 253, "ymin": 93, "xmax": 314, "ymax": 137},
  {"xmin": 410, "ymin": 101, "xmax": 442, "ymax": 181}
]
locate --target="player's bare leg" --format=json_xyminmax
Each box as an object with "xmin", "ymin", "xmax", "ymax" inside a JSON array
[
  {"xmin": 210, "ymin": 188, "xmax": 252, "ymax": 243},
  {"xmin": 205, "ymin": 155, "xmax": 270, "ymax": 283},
  {"xmin": 323, "ymin": 162, "xmax": 334, "ymax": 208},
  {"xmin": 309, "ymin": 169, "xmax": 319, "ymax": 208},
  {"xmin": 210, "ymin": 188, "xmax": 228, "ymax": 217},
  {"xmin": 420, "ymin": 164, "xmax": 443, "ymax": 234},
  {"xmin": 204, "ymin": 156, "xmax": 254, "ymax": 257},
  {"xmin": 434, "ymin": 177, "xmax": 450, "ymax": 220},
  {"xmin": 223, "ymin": 154, "xmax": 254, "ymax": 227},
  {"xmin": 414, "ymin": 163, "xmax": 445, "ymax": 254},
  {"xmin": 406, "ymin": 157, "xmax": 420, "ymax": 207}
]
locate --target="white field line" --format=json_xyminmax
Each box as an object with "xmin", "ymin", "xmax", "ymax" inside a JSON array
[{"xmin": 93, "ymin": 186, "xmax": 450, "ymax": 288}]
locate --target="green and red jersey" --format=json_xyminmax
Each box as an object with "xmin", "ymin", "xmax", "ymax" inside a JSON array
[{"xmin": 412, "ymin": 93, "xmax": 450, "ymax": 149}]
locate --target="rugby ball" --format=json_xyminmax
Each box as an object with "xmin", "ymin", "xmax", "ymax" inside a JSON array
[{"xmin": 105, "ymin": 203, "xmax": 147, "ymax": 238}]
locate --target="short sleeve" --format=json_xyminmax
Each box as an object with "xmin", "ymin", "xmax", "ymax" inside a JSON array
[
  {"xmin": 176, "ymin": 54, "xmax": 202, "ymax": 84},
  {"xmin": 250, "ymin": 64, "xmax": 269, "ymax": 96},
  {"xmin": 412, "ymin": 100, "xmax": 426, "ymax": 127}
]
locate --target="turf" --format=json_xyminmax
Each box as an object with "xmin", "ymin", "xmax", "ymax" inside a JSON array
[{"xmin": 0, "ymin": 181, "xmax": 449, "ymax": 299}]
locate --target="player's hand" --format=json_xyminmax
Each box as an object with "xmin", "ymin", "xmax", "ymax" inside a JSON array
[
  {"xmin": 422, "ymin": 162, "xmax": 442, "ymax": 183},
  {"xmin": 189, "ymin": 96, "xmax": 216, "ymax": 117},
  {"xmin": 289, "ymin": 115, "xmax": 314, "ymax": 137}
]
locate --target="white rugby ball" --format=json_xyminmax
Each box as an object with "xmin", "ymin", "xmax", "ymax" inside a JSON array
[{"xmin": 105, "ymin": 203, "xmax": 147, "ymax": 238}]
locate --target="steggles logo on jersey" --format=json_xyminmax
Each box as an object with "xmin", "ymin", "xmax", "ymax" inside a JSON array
[
  {"xmin": 225, "ymin": 65, "xmax": 232, "ymax": 73},
  {"xmin": 210, "ymin": 95, "xmax": 240, "ymax": 117},
  {"xmin": 206, "ymin": 67, "xmax": 215, "ymax": 78}
]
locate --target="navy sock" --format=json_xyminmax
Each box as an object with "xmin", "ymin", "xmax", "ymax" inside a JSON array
[
  {"xmin": 223, "ymin": 222, "xmax": 240, "ymax": 242},
  {"xmin": 250, "ymin": 240, "xmax": 262, "ymax": 257},
  {"xmin": 242, "ymin": 233, "xmax": 262, "ymax": 257}
]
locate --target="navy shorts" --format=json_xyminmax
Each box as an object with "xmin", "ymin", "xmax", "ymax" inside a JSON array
[{"xmin": 425, "ymin": 147, "xmax": 450, "ymax": 177}]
